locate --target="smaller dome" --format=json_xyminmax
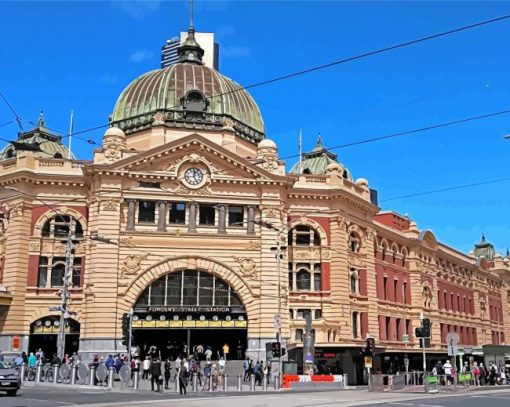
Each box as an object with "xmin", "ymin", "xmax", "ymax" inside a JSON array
[
  {"xmin": 103, "ymin": 127, "xmax": 125, "ymax": 138},
  {"xmin": 258, "ymin": 139, "xmax": 277, "ymax": 149}
]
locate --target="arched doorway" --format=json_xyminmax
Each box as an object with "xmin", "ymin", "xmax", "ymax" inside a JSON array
[
  {"xmin": 29, "ymin": 316, "xmax": 80, "ymax": 358},
  {"xmin": 132, "ymin": 270, "xmax": 247, "ymax": 360}
]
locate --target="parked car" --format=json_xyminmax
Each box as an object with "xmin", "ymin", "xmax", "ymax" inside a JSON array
[{"xmin": 0, "ymin": 360, "xmax": 20, "ymax": 396}]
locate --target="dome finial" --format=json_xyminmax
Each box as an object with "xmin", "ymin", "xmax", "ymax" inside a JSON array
[
  {"xmin": 38, "ymin": 111, "xmax": 45, "ymax": 127},
  {"xmin": 316, "ymin": 133, "xmax": 323, "ymax": 148},
  {"xmin": 481, "ymin": 233, "xmax": 486, "ymax": 243},
  {"xmin": 178, "ymin": 0, "xmax": 204, "ymax": 65}
]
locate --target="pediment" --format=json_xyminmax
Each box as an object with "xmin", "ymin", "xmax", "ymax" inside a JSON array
[{"xmin": 98, "ymin": 134, "xmax": 287, "ymax": 183}]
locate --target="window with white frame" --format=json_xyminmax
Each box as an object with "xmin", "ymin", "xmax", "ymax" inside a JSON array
[
  {"xmin": 37, "ymin": 256, "xmax": 82, "ymax": 288},
  {"xmin": 41, "ymin": 215, "xmax": 83, "ymax": 238},
  {"xmin": 289, "ymin": 262, "xmax": 322, "ymax": 292},
  {"xmin": 288, "ymin": 225, "xmax": 321, "ymax": 246}
]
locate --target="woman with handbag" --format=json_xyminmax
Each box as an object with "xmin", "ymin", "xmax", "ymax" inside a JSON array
[{"xmin": 178, "ymin": 360, "xmax": 187, "ymax": 395}]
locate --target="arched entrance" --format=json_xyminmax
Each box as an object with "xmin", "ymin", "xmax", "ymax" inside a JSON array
[
  {"xmin": 29, "ymin": 316, "xmax": 80, "ymax": 358},
  {"xmin": 132, "ymin": 270, "xmax": 247, "ymax": 360}
]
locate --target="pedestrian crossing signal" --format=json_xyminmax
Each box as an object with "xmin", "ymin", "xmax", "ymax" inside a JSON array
[{"xmin": 271, "ymin": 341, "xmax": 281, "ymax": 357}]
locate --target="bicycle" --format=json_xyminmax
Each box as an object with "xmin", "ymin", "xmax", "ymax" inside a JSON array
[{"xmin": 25, "ymin": 366, "xmax": 37, "ymax": 381}]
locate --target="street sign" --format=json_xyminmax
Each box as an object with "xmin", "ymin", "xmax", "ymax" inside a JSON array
[
  {"xmin": 274, "ymin": 314, "xmax": 282, "ymax": 329},
  {"xmin": 446, "ymin": 331, "xmax": 459, "ymax": 346},
  {"xmin": 463, "ymin": 347, "xmax": 474, "ymax": 354},
  {"xmin": 448, "ymin": 345, "xmax": 458, "ymax": 356},
  {"xmin": 402, "ymin": 334, "xmax": 409, "ymax": 343},
  {"xmin": 49, "ymin": 306, "xmax": 61, "ymax": 312},
  {"xmin": 364, "ymin": 356, "xmax": 373, "ymax": 368}
]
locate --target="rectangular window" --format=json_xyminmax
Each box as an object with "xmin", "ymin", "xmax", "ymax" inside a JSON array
[
  {"xmin": 352, "ymin": 312, "xmax": 359, "ymax": 339},
  {"xmin": 385, "ymin": 316, "xmax": 391, "ymax": 341},
  {"xmin": 228, "ymin": 205, "xmax": 244, "ymax": 227},
  {"xmin": 182, "ymin": 271, "xmax": 198, "ymax": 305},
  {"xmin": 168, "ymin": 202, "xmax": 186, "ymax": 224},
  {"xmin": 72, "ymin": 258, "xmax": 82, "ymax": 288},
  {"xmin": 50, "ymin": 257, "xmax": 66, "ymax": 288},
  {"xmin": 314, "ymin": 268, "xmax": 322, "ymax": 292},
  {"xmin": 199, "ymin": 204, "xmax": 216, "ymax": 225},
  {"xmin": 199, "ymin": 273, "xmax": 214, "ymax": 306},
  {"xmin": 288, "ymin": 272, "xmax": 293, "ymax": 291},
  {"xmin": 314, "ymin": 309, "xmax": 322, "ymax": 319},
  {"xmin": 138, "ymin": 201, "xmax": 156, "ymax": 223},
  {"xmin": 166, "ymin": 273, "xmax": 181, "ymax": 306},
  {"xmin": 38, "ymin": 256, "xmax": 48, "ymax": 288},
  {"xmin": 295, "ymin": 329, "xmax": 303, "ymax": 341},
  {"xmin": 296, "ymin": 309, "xmax": 311, "ymax": 320},
  {"xmin": 289, "ymin": 309, "xmax": 294, "ymax": 320},
  {"xmin": 214, "ymin": 278, "xmax": 229, "ymax": 306},
  {"xmin": 396, "ymin": 318, "xmax": 402, "ymax": 341},
  {"xmin": 403, "ymin": 282, "xmax": 408, "ymax": 304},
  {"xmin": 383, "ymin": 276, "xmax": 388, "ymax": 300},
  {"xmin": 393, "ymin": 279, "xmax": 398, "ymax": 302}
]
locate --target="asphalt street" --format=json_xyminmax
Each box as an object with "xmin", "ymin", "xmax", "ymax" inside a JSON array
[{"xmin": 0, "ymin": 387, "xmax": 509, "ymax": 407}]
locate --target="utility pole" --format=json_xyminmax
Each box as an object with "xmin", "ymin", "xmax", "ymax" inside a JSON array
[
  {"xmin": 275, "ymin": 227, "xmax": 283, "ymax": 383},
  {"xmin": 56, "ymin": 220, "xmax": 76, "ymax": 361}
]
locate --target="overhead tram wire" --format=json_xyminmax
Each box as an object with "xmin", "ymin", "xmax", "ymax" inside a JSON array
[
  {"xmin": 65, "ymin": 14, "xmax": 510, "ymax": 138},
  {"xmin": 0, "ymin": 90, "xmax": 23, "ymax": 132},
  {"xmin": 280, "ymin": 108, "xmax": 510, "ymax": 160}
]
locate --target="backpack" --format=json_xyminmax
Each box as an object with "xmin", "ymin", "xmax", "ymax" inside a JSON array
[{"xmin": 243, "ymin": 360, "xmax": 249, "ymax": 370}]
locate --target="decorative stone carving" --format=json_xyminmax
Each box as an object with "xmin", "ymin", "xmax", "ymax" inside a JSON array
[
  {"xmin": 152, "ymin": 112, "xmax": 166, "ymax": 126},
  {"xmin": 246, "ymin": 240, "xmax": 261, "ymax": 250},
  {"xmin": 233, "ymin": 256, "xmax": 257, "ymax": 278},
  {"xmin": 223, "ymin": 118, "xmax": 235, "ymax": 131},
  {"xmin": 173, "ymin": 184, "xmax": 211, "ymax": 196},
  {"xmin": 118, "ymin": 237, "xmax": 135, "ymax": 248},
  {"xmin": 8, "ymin": 203, "xmax": 23, "ymax": 219},
  {"xmin": 261, "ymin": 207, "xmax": 281, "ymax": 219},
  {"xmin": 347, "ymin": 253, "xmax": 367, "ymax": 268},
  {"xmin": 121, "ymin": 254, "xmax": 148, "ymax": 277},
  {"xmin": 29, "ymin": 241, "xmax": 41, "ymax": 252},
  {"xmin": 422, "ymin": 282, "xmax": 433, "ymax": 308},
  {"xmin": 102, "ymin": 127, "xmax": 126, "ymax": 162},
  {"xmin": 100, "ymin": 199, "xmax": 120, "ymax": 212}
]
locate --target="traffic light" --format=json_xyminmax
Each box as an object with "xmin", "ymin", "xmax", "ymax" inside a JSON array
[
  {"xmin": 365, "ymin": 337, "xmax": 375, "ymax": 356},
  {"xmin": 415, "ymin": 327, "xmax": 423, "ymax": 338},
  {"xmin": 271, "ymin": 341, "xmax": 281, "ymax": 357},
  {"xmin": 121, "ymin": 313, "xmax": 130, "ymax": 346},
  {"xmin": 421, "ymin": 318, "xmax": 431, "ymax": 338}
]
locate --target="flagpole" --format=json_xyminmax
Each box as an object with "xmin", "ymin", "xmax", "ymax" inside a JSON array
[
  {"xmin": 298, "ymin": 128, "xmax": 303, "ymax": 173},
  {"xmin": 67, "ymin": 110, "xmax": 74, "ymax": 159}
]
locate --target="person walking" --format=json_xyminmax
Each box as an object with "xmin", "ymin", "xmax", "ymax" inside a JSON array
[
  {"xmin": 164, "ymin": 358, "xmax": 172, "ymax": 390},
  {"xmin": 178, "ymin": 360, "xmax": 187, "ymax": 395},
  {"xmin": 237, "ymin": 340, "xmax": 243, "ymax": 360},
  {"xmin": 150, "ymin": 357, "xmax": 162, "ymax": 392},
  {"xmin": 142, "ymin": 356, "xmax": 151, "ymax": 380},
  {"xmin": 222, "ymin": 343, "xmax": 230, "ymax": 361}
]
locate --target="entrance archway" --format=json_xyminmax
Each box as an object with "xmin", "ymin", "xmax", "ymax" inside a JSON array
[
  {"xmin": 132, "ymin": 270, "xmax": 247, "ymax": 360},
  {"xmin": 29, "ymin": 316, "xmax": 80, "ymax": 358}
]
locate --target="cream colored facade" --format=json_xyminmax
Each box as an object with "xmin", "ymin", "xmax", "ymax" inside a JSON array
[{"xmin": 0, "ymin": 26, "xmax": 509, "ymax": 383}]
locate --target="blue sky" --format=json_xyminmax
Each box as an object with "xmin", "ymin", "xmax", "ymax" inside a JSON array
[{"xmin": 1, "ymin": 1, "xmax": 510, "ymax": 254}]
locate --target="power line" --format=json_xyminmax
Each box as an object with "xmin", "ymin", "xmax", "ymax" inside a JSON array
[
  {"xmin": 380, "ymin": 176, "xmax": 510, "ymax": 202},
  {"xmin": 0, "ymin": 120, "xmax": 13, "ymax": 130},
  {"xmin": 67, "ymin": 14, "xmax": 510, "ymax": 137},
  {"xmin": 0, "ymin": 90, "xmax": 23, "ymax": 132},
  {"xmin": 281, "ymin": 108, "xmax": 510, "ymax": 160}
]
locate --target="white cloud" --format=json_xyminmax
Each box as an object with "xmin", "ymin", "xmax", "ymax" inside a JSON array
[
  {"xmin": 222, "ymin": 45, "xmax": 251, "ymax": 58},
  {"xmin": 111, "ymin": 0, "xmax": 161, "ymax": 19},
  {"xmin": 129, "ymin": 49, "xmax": 154, "ymax": 63}
]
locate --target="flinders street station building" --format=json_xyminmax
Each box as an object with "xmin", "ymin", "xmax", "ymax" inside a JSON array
[{"xmin": 0, "ymin": 25, "xmax": 509, "ymax": 384}]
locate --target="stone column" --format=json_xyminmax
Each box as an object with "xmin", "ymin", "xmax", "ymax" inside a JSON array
[
  {"xmin": 188, "ymin": 203, "xmax": 197, "ymax": 233},
  {"xmin": 126, "ymin": 200, "xmax": 136, "ymax": 231},
  {"xmin": 157, "ymin": 201, "xmax": 167, "ymax": 232},
  {"xmin": 247, "ymin": 205, "xmax": 255, "ymax": 235},
  {"xmin": 217, "ymin": 204, "xmax": 227, "ymax": 234}
]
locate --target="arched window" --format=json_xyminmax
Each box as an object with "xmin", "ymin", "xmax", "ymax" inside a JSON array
[
  {"xmin": 37, "ymin": 256, "xmax": 82, "ymax": 288},
  {"xmin": 296, "ymin": 269, "xmax": 311, "ymax": 291},
  {"xmin": 349, "ymin": 232, "xmax": 361, "ymax": 253},
  {"xmin": 288, "ymin": 225, "xmax": 321, "ymax": 246},
  {"xmin": 350, "ymin": 268, "xmax": 359, "ymax": 294},
  {"xmin": 41, "ymin": 215, "xmax": 83, "ymax": 238}
]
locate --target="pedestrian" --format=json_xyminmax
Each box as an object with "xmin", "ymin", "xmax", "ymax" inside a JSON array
[
  {"xmin": 479, "ymin": 362, "xmax": 487, "ymax": 386},
  {"xmin": 150, "ymin": 357, "xmax": 162, "ymax": 392},
  {"xmin": 219, "ymin": 356, "xmax": 226, "ymax": 375},
  {"xmin": 142, "ymin": 356, "xmax": 151, "ymax": 380},
  {"xmin": 243, "ymin": 357, "xmax": 250, "ymax": 381},
  {"xmin": 178, "ymin": 360, "xmax": 187, "ymax": 395},
  {"xmin": 205, "ymin": 347, "xmax": 212, "ymax": 363},
  {"xmin": 196, "ymin": 343, "xmax": 204, "ymax": 361},
  {"xmin": 202, "ymin": 363, "xmax": 211, "ymax": 391},
  {"xmin": 222, "ymin": 343, "xmax": 230, "ymax": 360},
  {"xmin": 211, "ymin": 363, "xmax": 219, "ymax": 390},
  {"xmin": 443, "ymin": 359, "xmax": 453, "ymax": 387},
  {"xmin": 237, "ymin": 340, "xmax": 243, "ymax": 360},
  {"xmin": 28, "ymin": 352, "xmax": 37, "ymax": 368},
  {"xmin": 164, "ymin": 358, "xmax": 171, "ymax": 389}
]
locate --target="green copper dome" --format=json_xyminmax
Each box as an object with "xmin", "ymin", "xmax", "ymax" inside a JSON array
[
  {"xmin": 290, "ymin": 135, "xmax": 353, "ymax": 181},
  {"xmin": 0, "ymin": 115, "xmax": 75, "ymax": 161},
  {"xmin": 111, "ymin": 29, "xmax": 264, "ymax": 144}
]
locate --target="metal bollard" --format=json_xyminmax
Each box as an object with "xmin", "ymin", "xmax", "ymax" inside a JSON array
[
  {"xmin": 133, "ymin": 371, "xmax": 139, "ymax": 390},
  {"xmin": 20, "ymin": 364, "xmax": 26, "ymax": 383},
  {"xmin": 343, "ymin": 373, "xmax": 348, "ymax": 388},
  {"xmin": 35, "ymin": 364, "xmax": 43, "ymax": 383},
  {"xmin": 274, "ymin": 374, "xmax": 280, "ymax": 391},
  {"xmin": 237, "ymin": 374, "xmax": 242, "ymax": 391},
  {"xmin": 250, "ymin": 373, "xmax": 255, "ymax": 391},
  {"xmin": 108, "ymin": 367, "xmax": 115, "ymax": 388},
  {"xmin": 263, "ymin": 373, "xmax": 267, "ymax": 391},
  {"xmin": 192, "ymin": 373, "xmax": 197, "ymax": 392},
  {"xmin": 53, "ymin": 365, "xmax": 59, "ymax": 383},
  {"xmin": 71, "ymin": 365, "xmax": 77, "ymax": 385},
  {"xmin": 175, "ymin": 377, "xmax": 178, "ymax": 392},
  {"xmin": 89, "ymin": 365, "xmax": 96, "ymax": 386},
  {"xmin": 223, "ymin": 374, "xmax": 228, "ymax": 392},
  {"xmin": 209, "ymin": 376, "xmax": 214, "ymax": 392}
]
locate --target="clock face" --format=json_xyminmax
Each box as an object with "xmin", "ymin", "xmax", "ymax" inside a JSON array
[{"xmin": 184, "ymin": 167, "xmax": 203, "ymax": 186}]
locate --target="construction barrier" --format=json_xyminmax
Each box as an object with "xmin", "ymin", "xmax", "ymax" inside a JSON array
[{"xmin": 282, "ymin": 374, "xmax": 345, "ymax": 389}]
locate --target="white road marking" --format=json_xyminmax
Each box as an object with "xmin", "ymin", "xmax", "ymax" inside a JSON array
[
  {"xmin": 418, "ymin": 404, "xmax": 445, "ymax": 407},
  {"xmin": 388, "ymin": 403, "xmax": 415, "ymax": 406}
]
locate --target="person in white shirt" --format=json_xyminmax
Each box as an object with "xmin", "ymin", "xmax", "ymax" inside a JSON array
[
  {"xmin": 142, "ymin": 356, "xmax": 151, "ymax": 380},
  {"xmin": 443, "ymin": 360, "xmax": 453, "ymax": 386}
]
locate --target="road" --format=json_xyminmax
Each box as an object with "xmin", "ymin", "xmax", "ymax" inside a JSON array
[{"xmin": 0, "ymin": 387, "xmax": 509, "ymax": 407}]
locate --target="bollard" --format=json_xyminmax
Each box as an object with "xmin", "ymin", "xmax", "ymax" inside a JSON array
[
  {"xmin": 35, "ymin": 363, "xmax": 43, "ymax": 383},
  {"xmin": 263, "ymin": 373, "xmax": 267, "ymax": 391},
  {"xmin": 20, "ymin": 363, "xmax": 26, "ymax": 383},
  {"xmin": 223, "ymin": 374, "xmax": 228, "ymax": 392},
  {"xmin": 237, "ymin": 374, "xmax": 242, "ymax": 392},
  {"xmin": 343, "ymin": 373, "xmax": 348, "ymax": 388},
  {"xmin": 192, "ymin": 373, "xmax": 197, "ymax": 392},
  {"xmin": 108, "ymin": 367, "xmax": 115, "ymax": 388},
  {"xmin": 250, "ymin": 373, "xmax": 255, "ymax": 391},
  {"xmin": 175, "ymin": 376, "xmax": 178, "ymax": 392},
  {"xmin": 133, "ymin": 370, "xmax": 139, "ymax": 390},
  {"xmin": 89, "ymin": 365, "xmax": 96, "ymax": 386},
  {"xmin": 209, "ymin": 376, "xmax": 214, "ymax": 392},
  {"xmin": 53, "ymin": 365, "xmax": 59, "ymax": 384},
  {"xmin": 274, "ymin": 374, "xmax": 280, "ymax": 391},
  {"xmin": 71, "ymin": 365, "xmax": 77, "ymax": 385}
]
